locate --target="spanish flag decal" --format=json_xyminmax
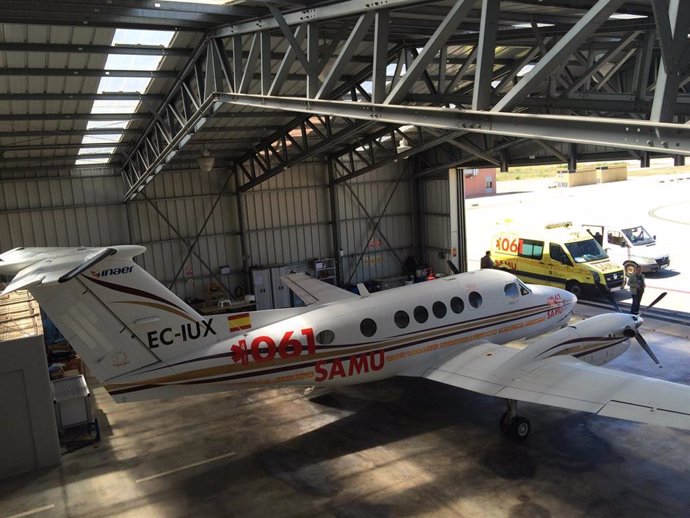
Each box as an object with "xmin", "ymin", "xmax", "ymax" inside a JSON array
[{"xmin": 228, "ymin": 312, "xmax": 251, "ymax": 332}]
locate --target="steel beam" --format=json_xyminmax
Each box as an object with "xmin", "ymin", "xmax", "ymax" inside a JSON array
[
  {"xmin": 210, "ymin": 0, "xmax": 424, "ymax": 39},
  {"xmin": 372, "ymin": 10, "xmax": 390, "ymax": 104},
  {"xmin": 0, "ymin": 42, "xmax": 191, "ymax": 56},
  {"xmin": 217, "ymin": 92, "xmax": 690, "ymax": 155},
  {"xmin": 332, "ymin": 131, "xmax": 467, "ymax": 184},
  {"xmin": 492, "ymin": 0, "xmax": 627, "ymax": 112},
  {"xmin": 472, "ymin": 0, "xmax": 500, "ymax": 110},
  {"xmin": 385, "ymin": 0, "xmax": 474, "ymax": 104},
  {"xmin": 2, "ymin": 67, "xmax": 178, "ymax": 79},
  {"xmin": 444, "ymin": 46, "xmax": 478, "ymax": 95},
  {"xmin": 561, "ymin": 31, "xmax": 641, "ymax": 96},
  {"xmin": 651, "ymin": 0, "xmax": 690, "ymax": 122},
  {"xmin": 0, "ymin": 93, "xmax": 163, "ymax": 102},
  {"xmin": 316, "ymin": 12, "xmax": 374, "ymax": 99}
]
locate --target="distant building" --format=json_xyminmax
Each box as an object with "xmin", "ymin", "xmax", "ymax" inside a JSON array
[{"xmin": 462, "ymin": 168, "xmax": 496, "ymax": 198}]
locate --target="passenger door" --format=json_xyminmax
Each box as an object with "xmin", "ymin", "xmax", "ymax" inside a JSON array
[{"xmin": 546, "ymin": 243, "xmax": 574, "ymax": 288}]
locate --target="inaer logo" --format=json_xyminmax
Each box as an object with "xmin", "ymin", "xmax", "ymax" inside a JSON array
[{"xmin": 90, "ymin": 266, "xmax": 134, "ymax": 278}]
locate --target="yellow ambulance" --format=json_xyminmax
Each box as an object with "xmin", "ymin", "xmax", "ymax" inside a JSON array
[{"xmin": 490, "ymin": 222, "xmax": 625, "ymax": 297}]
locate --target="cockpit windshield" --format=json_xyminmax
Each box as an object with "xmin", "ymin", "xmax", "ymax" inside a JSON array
[
  {"xmin": 517, "ymin": 279, "xmax": 531, "ymax": 295},
  {"xmin": 564, "ymin": 239, "xmax": 608, "ymax": 263},
  {"xmin": 622, "ymin": 226, "xmax": 654, "ymax": 246},
  {"xmin": 505, "ymin": 279, "xmax": 531, "ymax": 297}
]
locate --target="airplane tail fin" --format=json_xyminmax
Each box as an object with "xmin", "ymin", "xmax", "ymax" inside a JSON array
[{"xmin": 0, "ymin": 246, "xmax": 220, "ymax": 383}]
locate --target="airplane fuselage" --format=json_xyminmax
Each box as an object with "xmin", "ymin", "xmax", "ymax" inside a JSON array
[{"xmin": 106, "ymin": 270, "xmax": 576, "ymax": 401}]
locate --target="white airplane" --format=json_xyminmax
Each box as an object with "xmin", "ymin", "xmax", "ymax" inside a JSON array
[{"xmin": 1, "ymin": 245, "xmax": 689, "ymax": 440}]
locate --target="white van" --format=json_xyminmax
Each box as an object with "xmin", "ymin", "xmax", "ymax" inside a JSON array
[{"xmin": 581, "ymin": 224, "xmax": 670, "ymax": 276}]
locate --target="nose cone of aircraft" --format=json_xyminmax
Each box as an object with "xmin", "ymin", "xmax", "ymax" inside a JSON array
[
  {"xmin": 562, "ymin": 289, "xmax": 577, "ymax": 313},
  {"xmin": 528, "ymin": 284, "xmax": 577, "ymax": 317}
]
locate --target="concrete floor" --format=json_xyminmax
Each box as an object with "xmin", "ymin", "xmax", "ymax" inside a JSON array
[{"xmin": 1, "ymin": 308, "xmax": 690, "ymax": 518}]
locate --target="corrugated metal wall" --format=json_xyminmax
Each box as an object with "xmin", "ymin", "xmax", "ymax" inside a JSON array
[
  {"xmin": 423, "ymin": 177, "xmax": 451, "ymax": 275},
  {"xmin": 336, "ymin": 161, "xmax": 413, "ymax": 285},
  {"xmin": 127, "ymin": 168, "xmax": 243, "ymax": 301},
  {"xmin": 242, "ymin": 162, "xmax": 331, "ymax": 268},
  {"xmin": 2, "ymin": 160, "xmax": 420, "ymax": 301},
  {"xmin": 0, "ymin": 167, "xmax": 127, "ymax": 249}
]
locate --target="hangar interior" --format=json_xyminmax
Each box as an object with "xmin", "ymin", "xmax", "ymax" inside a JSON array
[
  {"xmin": 1, "ymin": 0, "xmax": 690, "ymax": 515},
  {"xmin": 2, "ymin": 0, "xmax": 690, "ymax": 302}
]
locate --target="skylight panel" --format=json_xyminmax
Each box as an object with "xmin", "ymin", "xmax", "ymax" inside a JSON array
[
  {"xmin": 105, "ymin": 54, "xmax": 164, "ymax": 72},
  {"xmin": 81, "ymin": 134, "xmax": 122, "ymax": 145},
  {"xmin": 609, "ymin": 13, "xmax": 646, "ymax": 20},
  {"xmin": 159, "ymin": 0, "xmax": 242, "ymax": 5},
  {"xmin": 512, "ymin": 23, "xmax": 554, "ymax": 29},
  {"xmin": 113, "ymin": 29, "xmax": 174, "ymax": 47},
  {"xmin": 79, "ymin": 147, "xmax": 116, "ymax": 155},
  {"xmin": 518, "ymin": 64, "xmax": 535, "ymax": 77},
  {"xmin": 90, "ymin": 100, "xmax": 141, "ymax": 114},
  {"xmin": 75, "ymin": 158, "xmax": 111, "ymax": 165},
  {"xmin": 76, "ymin": 28, "xmax": 174, "ymax": 167},
  {"xmin": 99, "ymin": 76, "xmax": 151, "ymax": 94},
  {"xmin": 86, "ymin": 120, "xmax": 129, "ymax": 130}
]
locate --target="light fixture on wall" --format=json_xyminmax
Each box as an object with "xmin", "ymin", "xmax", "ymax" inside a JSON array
[
  {"xmin": 396, "ymin": 138, "xmax": 411, "ymax": 155},
  {"xmin": 197, "ymin": 148, "xmax": 215, "ymax": 172}
]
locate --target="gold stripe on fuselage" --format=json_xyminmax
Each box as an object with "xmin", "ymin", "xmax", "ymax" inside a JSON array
[{"xmin": 105, "ymin": 302, "xmax": 565, "ymax": 391}]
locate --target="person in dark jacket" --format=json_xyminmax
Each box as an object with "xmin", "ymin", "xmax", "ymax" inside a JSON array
[
  {"xmin": 628, "ymin": 265, "xmax": 645, "ymax": 314},
  {"xmin": 480, "ymin": 250, "xmax": 495, "ymax": 269}
]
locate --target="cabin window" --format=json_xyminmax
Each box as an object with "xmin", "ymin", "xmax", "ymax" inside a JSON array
[
  {"xmin": 316, "ymin": 330, "xmax": 335, "ymax": 345},
  {"xmin": 504, "ymin": 283, "xmax": 519, "ymax": 299},
  {"xmin": 413, "ymin": 305, "xmax": 429, "ymax": 323},
  {"xmin": 450, "ymin": 296, "xmax": 464, "ymax": 314},
  {"xmin": 519, "ymin": 239, "xmax": 544, "ymax": 260},
  {"xmin": 468, "ymin": 291, "xmax": 482, "ymax": 308},
  {"xmin": 432, "ymin": 301, "xmax": 447, "ymax": 318},
  {"xmin": 394, "ymin": 310, "xmax": 410, "ymax": 329},
  {"xmin": 360, "ymin": 318, "xmax": 377, "ymax": 337}
]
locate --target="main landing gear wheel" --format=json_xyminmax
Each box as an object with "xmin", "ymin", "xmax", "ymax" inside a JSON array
[{"xmin": 499, "ymin": 400, "xmax": 531, "ymax": 440}]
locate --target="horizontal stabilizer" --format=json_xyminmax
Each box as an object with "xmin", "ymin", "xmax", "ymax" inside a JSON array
[{"xmin": 1, "ymin": 246, "xmax": 146, "ymax": 296}]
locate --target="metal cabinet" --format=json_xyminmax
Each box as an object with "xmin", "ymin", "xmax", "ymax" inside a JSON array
[
  {"xmin": 251, "ymin": 268, "xmax": 273, "ymax": 310},
  {"xmin": 272, "ymin": 264, "xmax": 307, "ymax": 309},
  {"xmin": 252, "ymin": 263, "xmax": 307, "ymax": 310}
]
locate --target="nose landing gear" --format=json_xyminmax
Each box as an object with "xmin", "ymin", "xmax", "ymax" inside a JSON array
[{"xmin": 499, "ymin": 399, "xmax": 531, "ymax": 440}]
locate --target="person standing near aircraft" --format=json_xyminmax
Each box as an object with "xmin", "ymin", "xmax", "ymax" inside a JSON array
[
  {"xmin": 480, "ymin": 250, "xmax": 495, "ymax": 269},
  {"xmin": 628, "ymin": 265, "xmax": 645, "ymax": 314}
]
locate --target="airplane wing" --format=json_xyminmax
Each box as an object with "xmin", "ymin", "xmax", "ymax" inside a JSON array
[
  {"xmin": 424, "ymin": 343, "xmax": 690, "ymax": 430},
  {"xmin": 281, "ymin": 272, "xmax": 358, "ymax": 305}
]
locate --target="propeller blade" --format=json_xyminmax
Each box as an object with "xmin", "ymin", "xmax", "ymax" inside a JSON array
[
  {"xmin": 640, "ymin": 292, "xmax": 667, "ymax": 315},
  {"xmin": 594, "ymin": 276, "xmax": 621, "ymax": 312},
  {"xmin": 635, "ymin": 332, "xmax": 662, "ymax": 368}
]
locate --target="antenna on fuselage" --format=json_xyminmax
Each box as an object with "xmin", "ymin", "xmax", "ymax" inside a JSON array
[{"xmin": 357, "ymin": 283, "xmax": 370, "ymax": 297}]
